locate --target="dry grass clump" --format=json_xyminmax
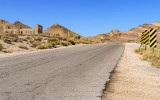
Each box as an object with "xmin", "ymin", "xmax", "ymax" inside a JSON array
[
  {"xmin": 134, "ymin": 46, "xmax": 160, "ymax": 68},
  {"xmin": 34, "ymin": 37, "xmax": 42, "ymax": 41},
  {"xmin": 1, "ymin": 33, "xmax": 12, "ymax": 44},
  {"xmin": 1, "ymin": 33, "xmax": 23, "ymax": 43},
  {"xmin": 48, "ymin": 38, "xmax": 58, "ymax": 43},
  {"xmin": 60, "ymin": 41, "xmax": 70, "ymax": 46},
  {"xmin": 31, "ymin": 41, "xmax": 42, "ymax": 47},
  {"xmin": 4, "ymin": 49, "xmax": 13, "ymax": 53},
  {"xmin": 36, "ymin": 43, "xmax": 52, "ymax": 49},
  {"xmin": 0, "ymin": 43, "xmax": 3, "ymax": 51},
  {"xmin": 67, "ymin": 39, "xmax": 76, "ymax": 45},
  {"xmin": 134, "ymin": 47, "xmax": 145, "ymax": 55},
  {"xmin": 19, "ymin": 45, "xmax": 28, "ymax": 50}
]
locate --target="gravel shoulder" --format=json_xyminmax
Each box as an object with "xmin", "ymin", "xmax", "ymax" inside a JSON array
[{"xmin": 102, "ymin": 43, "xmax": 160, "ymax": 100}]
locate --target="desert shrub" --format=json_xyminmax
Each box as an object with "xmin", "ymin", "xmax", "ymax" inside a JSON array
[
  {"xmin": 0, "ymin": 43, "xmax": 3, "ymax": 51},
  {"xmin": 22, "ymin": 38, "xmax": 28, "ymax": 41},
  {"xmin": 10, "ymin": 34, "xmax": 18, "ymax": 38},
  {"xmin": 31, "ymin": 41, "xmax": 42, "ymax": 47},
  {"xmin": 68, "ymin": 39, "xmax": 76, "ymax": 45},
  {"xmin": 48, "ymin": 38, "xmax": 58, "ymax": 43},
  {"xmin": 4, "ymin": 38, "xmax": 12, "ymax": 44},
  {"xmin": 12, "ymin": 37, "xmax": 19, "ymax": 42},
  {"xmin": 34, "ymin": 37, "xmax": 42, "ymax": 41},
  {"xmin": 29, "ymin": 40, "xmax": 34, "ymax": 44},
  {"xmin": 51, "ymin": 42, "xmax": 56, "ymax": 48},
  {"xmin": 134, "ymin": 47, "xmax": 145, "ymax": 55},
  {"xmin": 60, "ymin": 41, "xmax": 69, "ymax": 46},
  {"xmin": 4, "ymin": 49, "xmax": 12, "ymax": 53},
  {"xmin": 75, "ymin": 40, "xmax": 80, "ymax": 44},
  {"xmin": 36, "ymin": 43, "xmax": 52, "ymax": 49},
  {"xmin": 26, "ymin": 37, "xmax": 31, "ymax": 40},
  {"xmin": 19, "ymin": 45, "xmax": 28, "ymax": 50},
  {"xmin": 1, "ymin": 33, "xmax": 10, "ymax": 40},
  {"xmin": 55, "ymin": 41, "xmax": 61, "ymax": 45},
  {"xmin": 135, "ymin": 46, "xmax": 160, "ymax": 68}
]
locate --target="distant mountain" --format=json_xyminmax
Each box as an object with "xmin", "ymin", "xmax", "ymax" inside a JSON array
[
  {"xmin": 44, "ymin": 23, "xmax": 81, "ymax": 38},
  {"xmin": 8, "ymin": 21, "xmax": 31, "ymax": 29},
  {"xmin": 93, "ymin": 22, "xmax": 160, "ymax": 42}
]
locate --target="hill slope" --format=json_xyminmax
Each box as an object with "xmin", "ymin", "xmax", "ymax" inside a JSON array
[
  {"xmin": 93, "ymin": 22, "xmax": 160, "ymax": 42},
  {"xmin": 8, "ymin": 21, "xmax": 31, "ymax": 29},
  {"xmin": 44, "ymin": 23, "xmax": 80, "ymax": 38}
]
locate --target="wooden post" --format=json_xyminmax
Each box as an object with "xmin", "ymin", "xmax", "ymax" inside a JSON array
[
  {"xmin": 145, "ymin": 45, "xmax": 147, "ymax": 51},
  {"xmin": 140, "ymin": 43, "xmax": 142, "ymax": 48},
  {"xmin": 152, "ymin": 48, "xmax": 154, "ymax": 53}
]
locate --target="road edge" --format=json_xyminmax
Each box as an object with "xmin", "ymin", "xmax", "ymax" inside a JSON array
[{"xmin": 101, "ymin": 43, "xmax": 125, "ymax": 100}]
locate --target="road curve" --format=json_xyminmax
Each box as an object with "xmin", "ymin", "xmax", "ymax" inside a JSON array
[{"xmin": 0, "ymin": 43, "xmax": 124, "ymax": 100}]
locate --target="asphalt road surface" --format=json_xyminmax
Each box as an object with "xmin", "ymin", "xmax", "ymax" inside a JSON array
[{"xmin": 0, "ymin": 43, "xmax": 124, "ymax": 100}]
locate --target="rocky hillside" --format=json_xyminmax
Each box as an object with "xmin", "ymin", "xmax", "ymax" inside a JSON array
[
  {"xmin": 8, "ymin": 21, "xmax": 31, "ymax": 29},
  {"xmin": 44, "ymin": 23, "xmax": 80, "ymax": 38},
  {"xmin": 93, "ymin": 22, "xmax": 160, "ymax": 42}
]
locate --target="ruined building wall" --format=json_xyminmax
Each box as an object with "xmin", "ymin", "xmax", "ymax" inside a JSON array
[{"xmin": 3, "ymin": 24, "xmax": 43, "ymax": 35}]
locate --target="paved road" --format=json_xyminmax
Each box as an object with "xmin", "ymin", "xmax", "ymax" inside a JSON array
[{"xmin": 0, "ymin": 43, "xmax": 124, "ymax": 100}]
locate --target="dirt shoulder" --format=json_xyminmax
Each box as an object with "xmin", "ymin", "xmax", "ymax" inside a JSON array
[
  {"xmin": 102, "ymin": 43, "xmax": 160, "ymax": 100},
  {"xmin": 0, "ymin": 44, "xmax": 85, "ymax": 59}
]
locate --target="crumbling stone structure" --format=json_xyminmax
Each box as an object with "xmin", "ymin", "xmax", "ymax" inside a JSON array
[{"xmin": 3, "ymin": 24, "xmax": 43, "ymax": 35}]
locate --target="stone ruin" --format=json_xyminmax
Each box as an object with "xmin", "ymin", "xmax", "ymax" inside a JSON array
[{"xmin": 3, "ymin": 24, "xmax": 43, "ymax": 35}]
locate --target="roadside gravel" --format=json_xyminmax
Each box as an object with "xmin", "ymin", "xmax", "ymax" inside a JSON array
[{"xmin": 102, "ymin": 43, "xmax": 160, "ymax": 100}]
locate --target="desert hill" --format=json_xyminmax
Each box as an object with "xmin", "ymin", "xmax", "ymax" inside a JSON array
[
  {"xmin": 92, "ymin": 22, "xmax": 160, "ymax": 42},
  {"xmin": 8, "ymin": 21, "xmax": 31, "ymax": 29},
  {"xmin": 44, "ymin": 23, "xmax": 81, "ymax": 38}
]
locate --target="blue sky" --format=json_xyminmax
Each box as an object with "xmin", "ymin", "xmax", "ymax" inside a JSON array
[{"xmin": 1, "ymin": 0, "xmax": 160, "ymax": 36}]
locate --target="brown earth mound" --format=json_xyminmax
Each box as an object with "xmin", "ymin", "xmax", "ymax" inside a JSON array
[
  {"xmin": 8, "ymin": 21, "xmax": 31, "ymax": 29},
  {"xmin": 95, "ymin": 22, "xmax": 160, "ymax": 42},
  {"xmin": 44, "ymin": 23, "xmax": 80, "ymax": 38}
]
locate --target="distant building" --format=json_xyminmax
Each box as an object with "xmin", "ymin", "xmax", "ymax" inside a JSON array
[{"xmin": 3, "ymin": 24, "xmax": 43, "ymax": 35}]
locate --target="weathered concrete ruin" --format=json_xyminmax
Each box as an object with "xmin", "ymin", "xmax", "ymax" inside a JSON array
[{"xmin": 3, "ymin": 24, "xmax": 43, "ymax": 35}]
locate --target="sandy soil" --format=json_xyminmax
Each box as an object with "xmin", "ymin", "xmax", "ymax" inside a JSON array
[
  {"xmin": 102, "ymin": 43, "xmax": 160, "ymax": 100},
  {"xmin": 0, "ymin": 43, "xmax": 85, "ymax": 59}
]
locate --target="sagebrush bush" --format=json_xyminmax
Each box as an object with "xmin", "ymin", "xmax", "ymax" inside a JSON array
[
  {"xmin": 36, "ymin": 43, "xmax": 52, "ymax": 49},
  {"xmin": 1, "ymin": 33, "xmax": 12, "ymax": 44},
  {"xmin": 1, "ymin": 33, "xmax": 9, "ymax": 40},
  {"xmin": 134, "ymin": 47, "xmax": 145, "ymax": 55},
  {"xmin": 48, "ymin": 38, "xmax": 58, "ymax": 43},
  {"xmin": 68, "ymin": 39, "xmax": 76, "ymax": 45},
  {"xmin": 135, "ymin": 46, "xmax": 160, "ymax": 68},
  {"xmin": 0, "ymin": 43, "xmax": 3, "ymax": 51},
  {"xmin": 34, "ymin": 37, "xmax": 42, "ymax": 41},
  {"xmin": 31, "ymin": 41, "xmax": 42, "ymax": 47},
  {"xmin": 4, "ymin": 38, "xmax": 12, "ymax": 44},
  {"xmin": 51, "ymin": 42, "xmax": 56, "ymax": 48},
  {"xmin": 60, "ymin": 41, "xmax": 69, "ymax": 46},
  {"xmin": 4, "ymin": 49, "xmax": 12, "ymax": 53}
]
